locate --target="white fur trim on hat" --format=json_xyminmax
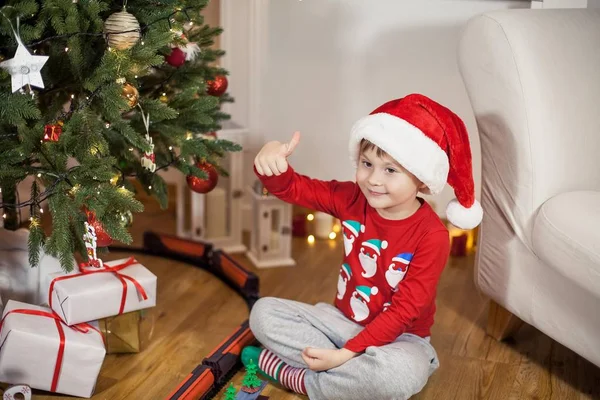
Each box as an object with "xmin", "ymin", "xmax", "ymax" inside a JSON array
[
  {"xmin": 349, "ymin": 113, "xmax": 449, "ymax": 195},
  {"xmin": 446, "ymin": 198, "xmax": 483, "ymax": 230}
]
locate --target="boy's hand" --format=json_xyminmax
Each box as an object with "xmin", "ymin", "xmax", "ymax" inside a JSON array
[
  {"xmin": 254, "ymin": 131, "xmax": 301, "ymax": 176},
  {"xmin": 301, "ymin": 347, "xmax": 358, "ymax": 371}
]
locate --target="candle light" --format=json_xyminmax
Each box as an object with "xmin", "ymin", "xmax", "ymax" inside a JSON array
[{"xmin": 314, "ymin": 211, "xmax": 333, "ymax": 239}]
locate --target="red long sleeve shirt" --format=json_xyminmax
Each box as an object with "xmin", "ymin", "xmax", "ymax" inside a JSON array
[{"xmin": 257, "ymin": 166, "xmax": 450, "ymax": 353}]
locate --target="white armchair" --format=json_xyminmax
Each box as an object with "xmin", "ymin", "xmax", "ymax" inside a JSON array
[{"xmin": 458, "ymin": 9, "xmax": 600, "ymax": 367}]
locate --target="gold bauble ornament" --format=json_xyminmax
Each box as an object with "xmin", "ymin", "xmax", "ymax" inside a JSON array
[
  {"xmin": 103, "ymin": 10, "xmax": 141, "ymax": 50},
  {"xmin": 122, "ymin": 83, "xmax": 139, "ymax": 108}
]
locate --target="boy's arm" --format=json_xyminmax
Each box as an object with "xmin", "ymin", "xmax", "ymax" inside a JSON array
[
  {"xmin": 253, "ymin": 131, "xmax": 359, "ymax": 218},
  {"xmin": 255, "ymin": 165, "xmax": 359, "ymax": 219},
  {"xmin": 343, "ymin": 230, "xmax": 450, "ymax": 353}
]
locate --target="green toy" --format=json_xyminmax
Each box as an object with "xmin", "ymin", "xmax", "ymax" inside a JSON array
[
  {"xmin": 224, "ymin": 383, "xmax": 237, "ymax": 400},
  {"xmin": 241, "ymin": 359, "xmax": 262, "ymax": 393}
]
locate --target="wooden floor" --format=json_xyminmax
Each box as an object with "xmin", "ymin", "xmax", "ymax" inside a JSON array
[{"xmin": 28, "ymin": 187, "xmax": 600, "ymax": 400}]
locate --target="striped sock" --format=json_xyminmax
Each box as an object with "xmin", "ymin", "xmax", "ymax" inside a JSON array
[{"xmin": 258, "ymin": 348, "xmax": 307, "ymax": 395}]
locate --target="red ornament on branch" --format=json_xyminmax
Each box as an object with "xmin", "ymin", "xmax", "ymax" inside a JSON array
[
  {"xmin": 206, "ymin": 75, "xmax": 228, "ymax": 97},
  {"xmin": 186, "ymin": 161, "xmax": 218, "ymax": 194},
  {"xmin": 43, "ymin": 122, "xmax": 63, "ymax": 142},
  {"xmin": 165, "ymin": 47, "xmax": 186, "ymax": 67},
  {"xmin": 85, "ymin": 210, "xmax": 113, "ymax": 248}
]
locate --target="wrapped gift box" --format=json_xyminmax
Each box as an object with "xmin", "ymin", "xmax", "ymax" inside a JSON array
[
  {"xmin": 0, "ymin": 228, "xmax": 72, "ymax": 307},
  {"xmin": 98, "ymin": 309, "xmax": 155, "ymax": 354},
  {"xmin": 0, "ymin": 300, "xmax": 105, "ymax": 398},
  {"xmin": 43, "ymin": 257, "xmax": 157, "ymax": 326}
]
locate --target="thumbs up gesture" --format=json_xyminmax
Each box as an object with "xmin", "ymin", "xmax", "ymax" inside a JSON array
[{"xmin": 254, "ymin": 131, "xmax": 301, "ymax": 176}]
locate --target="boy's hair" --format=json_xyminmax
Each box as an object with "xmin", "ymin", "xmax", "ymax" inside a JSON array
[{"xmin": 359, "ymin": 139, "xmax": 388, "ymax": 158}]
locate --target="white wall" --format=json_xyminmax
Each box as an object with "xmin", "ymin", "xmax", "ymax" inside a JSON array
[
  {"xmin": 531, "ymin": 0, "xmax": 588, "ymax": 7},
  {"xmin": 589, "ymin": 0, "xmax": 600, "ymax": 8},
  {"xmin": 256, "ymin": 0, "xmax": 530, "ymax": 216}
]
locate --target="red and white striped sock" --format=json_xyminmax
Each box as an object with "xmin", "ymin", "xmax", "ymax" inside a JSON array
[{"xmin": 258, "ymin": 348, "xmax": 307, "ymax": 395}]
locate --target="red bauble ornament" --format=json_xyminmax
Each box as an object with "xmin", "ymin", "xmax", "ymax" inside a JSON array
[
  {"xmin": 186, "ymin": 162, "xmax": 218, "ymax": 194},
  {"xmin": 85, "ymin": 210, "xmax": 113, "ymax": 247},
  {"xmin": 206, "ymin": 75, "xmax": 228, "ymax": 96},
  {"xmin": 89, "ymin": 219, "xmax": 113, "ymax": 247},
  {"xmin": 166, "ymin": 47, "xmax": 186, "ymax": 67},
  {"xmin": 43, "ymin": 122, "xmax": 63, "ymax": 142}
]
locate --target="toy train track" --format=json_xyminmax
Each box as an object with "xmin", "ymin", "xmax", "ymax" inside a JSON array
[{"xmin": 109, "ymin": 232, "xmax": 261, "ymax": 400}]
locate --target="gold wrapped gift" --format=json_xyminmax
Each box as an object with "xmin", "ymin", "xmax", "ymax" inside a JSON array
[{"xmin": 99, "ymin": 309, "xmax": 154, "ymax": 354}]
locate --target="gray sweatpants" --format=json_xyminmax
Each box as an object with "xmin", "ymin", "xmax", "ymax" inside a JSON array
[{"xmin": 249, "ymin": 297, "xmax": 440, "ymax": 400}]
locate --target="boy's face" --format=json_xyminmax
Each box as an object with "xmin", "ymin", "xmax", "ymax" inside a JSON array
[{"xmin": 356, "ymin": 147, "xmax": 424, "ymax": 217}]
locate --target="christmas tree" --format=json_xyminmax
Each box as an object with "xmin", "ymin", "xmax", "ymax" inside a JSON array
[
  {"xmin": 223, "ymin": 383, "xmax": 237, "ymax": 400},
  {"xmin": 242, "ymin": 359, "xmax": 262, "ymax": 391},
  {"xmin": 0, "ymin": 0, "xmax": 241, "ymax": 272}
]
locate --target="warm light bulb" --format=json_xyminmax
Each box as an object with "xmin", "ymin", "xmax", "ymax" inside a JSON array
[
  {"xmin": 329, "ymin": 232, "xmax": 336, "ymax": 240},
  {"xmin": 168, "ymin": 146, "xmax": 173, "ymax": 151},
  {"xmin": 37, "ymin": 173, "xmax": 41, "ymax": 177},
  {"xmin": 65, "ymin": 47, "xmax": 69, "ymax": 52},
  {"xmin": 332, "ymin": 223, "xmax": 341, "ymax": 233},
  {"xmin": 307, "ymin": 214, "xmax": 314, "ymax": 221},
  {"xmin": 39, "ymin": 208, "xmax": 43, "ymax": 214},
  {"xmin": 307, "ymin": 235, "xmax": 315, "ymax": 244},
  {"xmin": 148, "ymin": 185, "xmax": 152, "ymax": 190}
]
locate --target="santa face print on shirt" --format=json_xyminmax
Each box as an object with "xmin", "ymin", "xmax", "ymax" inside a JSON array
[
  {"xmin": 358, "ymin": 239, "xmax": 388, "ymax": 278},
  {"xmin": 350, "ymin": 285, "xmax": 378, "ymax": 322},
  {"xmin": 341, "ymin": 220, "xmax": 364, "ymax": 256},
  {"xmin": 385, "ymin": 252, "xmax": 413, "ymax": 291},
  {"xmin": 337, "ymin": 263, "xmax": 352, "ymax": 300}
]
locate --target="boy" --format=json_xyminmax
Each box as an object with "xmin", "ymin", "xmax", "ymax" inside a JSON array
[{"xmin": 242, "ymin": 93, "xmax": 482, "ymax": 399}]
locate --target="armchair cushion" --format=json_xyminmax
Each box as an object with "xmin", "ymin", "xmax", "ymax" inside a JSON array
[{"xmin": 532, "ymin": 191, "xmax": 600, "ymax": 296}]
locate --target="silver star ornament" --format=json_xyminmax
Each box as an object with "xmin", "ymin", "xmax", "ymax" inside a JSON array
[{"xmin": 0, "ymin": 42, "xmax": 49, "ymax": 93}]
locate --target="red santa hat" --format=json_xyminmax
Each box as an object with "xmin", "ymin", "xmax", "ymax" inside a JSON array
[{"xmin": 349, "ymin": 93, "xmax": 482, "ymax": 230}]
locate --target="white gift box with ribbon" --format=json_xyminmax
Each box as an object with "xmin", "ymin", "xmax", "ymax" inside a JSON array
[
  {"xmin": 42, "ymin": 257, "xmax": 157, "ymax": 326},
  {"xmin": 0, "ymin": 300, "xmax": 105, "ymax": 398}
]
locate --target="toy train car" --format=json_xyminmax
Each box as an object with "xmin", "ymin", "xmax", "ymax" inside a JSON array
[
  {"xmin": 166, "ymin": 364, "xmax": 216, "ymax": 400},
  {"xmin": 137, "ymin": 232, "xmax": 260, "ymax": 309},
  {"xmin": 202, "ymin": 320, "xmax": 257, "ymax": 382},
  {"xmin": 142, "ymin": 231, "xmax": 213, "ymax": 267},
  {"xmin": 168, "ymin": 320, "xmax": 258, "ymax": 400},
  {"xmin": 211, "ymin": 250, "xmax": 260, "ymax": 309}
]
